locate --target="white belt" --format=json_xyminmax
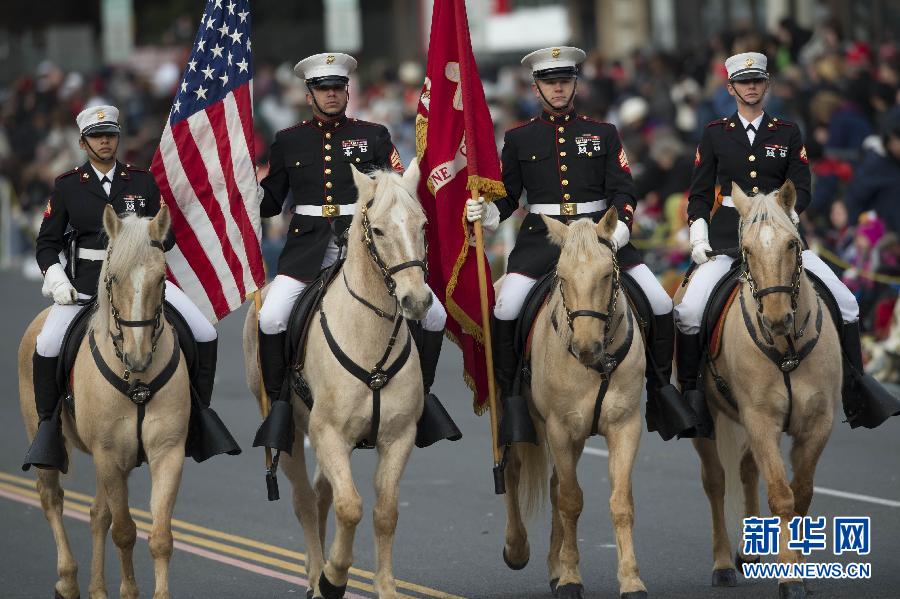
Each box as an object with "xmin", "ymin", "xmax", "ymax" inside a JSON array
[
  {"xmin": 721, "ymin": 195, "xmax": 735, "ymax": 208},
  {"xmin": 294, "ymin": 204, "xmax": 357, "ymax": 217},
  {"xmin": 77, "ymin": 248, "xmax": 106, "ymax": 261},
  {"xmin": 528, "ymin": 199, "xmax": 607, "ymax": 216}
]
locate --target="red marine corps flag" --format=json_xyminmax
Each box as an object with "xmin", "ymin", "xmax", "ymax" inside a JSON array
[
  {"xmin": 416, "ymin": 0, "xmax": 505, "ymax": 414},
  {"xmin": 150, "ymin": 0, "xmax": 264, "ymax": 323}
]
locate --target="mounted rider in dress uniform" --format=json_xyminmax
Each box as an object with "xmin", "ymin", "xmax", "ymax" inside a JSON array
[
  {"xmin": 675, "ymin": 52, "xmax": 900, "ymax": 430},
  {"xmin": 466, "ymin": 47, "xmax": 706, "ymax": 441},
  {"xmin": 252, "ymin": 53, "xmax": 460, "ymax": 453},
  {"xmin": 23, "ymin": 105, "xmax": 240, "ymax": 472}
]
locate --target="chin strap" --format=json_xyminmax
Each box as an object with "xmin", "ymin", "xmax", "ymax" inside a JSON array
[
  {"xmin": 536, "ymin": 79, "xmax": 577, "ymax": 114},
  {"xmin": 308, "ymin": 85, "xmax": 350, "ymax": 120},
  {"xmin": 730, "ymin": 82, "xmax": 766, "ymax": 107}
]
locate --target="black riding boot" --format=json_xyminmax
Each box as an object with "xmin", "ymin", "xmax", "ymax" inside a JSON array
[
  {"xmin": 493, "ymin": 316, "xmax": 537, "ymax": 445},
  {"xmin": 840, "ymin": 321, "xmax": 900, "ymax": 429},
  {"xmin": 22, "ymin": 353, "xmax": 68, "ymax": 472},
  {"xmin": 408, "ymin": 321, "xmax": 462, "ymax": 448},
  {"xmin": 645, "ymin": 314, "xmax": 701, "ymax": 441},
  {"xmin": 187, "ymin": 339, "xmax": 241, "ymax": 462},
  {"xmin": 675, "ymin": 331, "xmax": 715, "ymax": 439},
  {"xmin": 252, "ymin": 330, "xmax": 295, "ymax": 453}
]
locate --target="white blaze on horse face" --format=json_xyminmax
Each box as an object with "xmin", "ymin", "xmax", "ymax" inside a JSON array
[
  {"xmin": 759, "ymin": 224, "xmax": 775, "ymax": 249},
  {"xmin": 391, "ymin": 200, "xmax": 420, "ymax": 272},
  {"xmin": 130, "ymin": 266, "xmax": 146, "ymax": 351}
]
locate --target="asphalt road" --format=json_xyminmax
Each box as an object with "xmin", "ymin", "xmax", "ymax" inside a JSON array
[{"xmin": 1, "ymin": 269, "xmax": 898, "ymax": 599}]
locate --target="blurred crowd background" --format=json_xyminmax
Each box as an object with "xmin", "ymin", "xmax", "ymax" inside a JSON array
[{"xmin": 1, "ymin": 0, "xmax": 899, "ymax": 359}]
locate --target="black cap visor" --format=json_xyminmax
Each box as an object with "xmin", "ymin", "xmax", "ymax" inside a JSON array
[
  {"xmin": 533, "ymin": 66, "xmax": 578, "ymax": 81},
  {"xmin": 82, "ymin": 123, "xmax": 121, "ymax": 136},
  {"xmin": 306, "ymin": 76, "xmax": 349, "ymax": 89},
  {"xmin": 729, "ymin": 69, "xmax": 769, "ymax": 82}
]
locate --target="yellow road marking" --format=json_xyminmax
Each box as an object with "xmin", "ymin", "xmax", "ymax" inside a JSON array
[{"xmin": 0, "ymin": 471, "xmax": 464, "ymax": 599}]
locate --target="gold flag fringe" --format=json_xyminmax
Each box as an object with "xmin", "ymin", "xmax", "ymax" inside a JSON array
[
  {"xmin": 415, "ymin": 114, "xmax": 428, "ymax": 158},
  {"xmin": 466, "ymin": 175, "xmax": 506, "ymax": 201},
  {"xmin": 444, "ymin": 327, "xmax": 489, "ymax": 415}
]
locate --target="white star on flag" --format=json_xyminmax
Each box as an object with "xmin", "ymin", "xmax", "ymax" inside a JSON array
[
  {"xmin": 173, "ymin": 99, "xmax": 181, "ymax": 113},
  {"xmin": 219, "ymin": 73, "xmax": 229, "ymax": 86},
  {"xmin": 210, "ymin": 43, "xmax": 224, "ymax": 58},
  {"xmin": 237, "ymin": 58, "xmax": 249, "ymax": 73},
  {"xmin": 201, "ymin": 65, "xmax": 215, "ymax": 80},
  {"xmin": 227, "ymin": 52, "xmax": 233, "ymax": 66},
  {"xmin": 214, "ymin": 0, "xmax": 222, "ymax": 9},
  {"xmin": 188, "ymin": 59, "xmax": 197, "ymax": 71},
  {"xmin": 229, "ymin": 30, "xmax": 243, "ymax": 44},
  {"xmin": 194, "ymin": 85, "xmax": 207, "ymax": 100},
  {"xmin": 181, "ymin": 81, "xmax": 188, "ymax": 92},
  {"xmin": 226, "ymin": 1, "xmax": 235, "ymax": 15},
  {"xmin": 218, "ymin": 23, "xmax": 229, "ymax": 37},
  {"xmin": 197, "ymin": 39, "xmax": 206, "ymax": 52},
  {"xmin": 205, "ymin": 18, "xmax": 215, "ymax": 30},
  {"xmin": 237, "ymin": 10, "xmax": 248, "ymax": 22}
]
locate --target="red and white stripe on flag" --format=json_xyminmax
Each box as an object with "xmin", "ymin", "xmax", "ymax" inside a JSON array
[{"xmin": 150, "ymin": 0, "xmax": 264, "ymax": 323}]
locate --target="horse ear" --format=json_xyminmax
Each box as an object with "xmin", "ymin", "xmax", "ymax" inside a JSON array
[
  {"xmin": 731, "ymin": 183, "xmax": 752, "ymax": 218},
  {"xmin": 350, "ymin": 164, "xmax": 376, "ymax": 202},
  {"xmin": 401, "ymin": 157, "xmax": 421, "ymax": 197},
  {"xmin": 778, "ymin": 180, "xmax": 797, "ymax": 214},
  {"xmin": 149, "ymin": 205, "xmax": 171, "ymax": 243},
  {"xmin": 103, "ymin": 204, "xmax": 121, "ymax": 240},
  {"xmin": 596, "ymin": 206, "xmax": 618, "ymax": 239},
  {"xmin": 542, "ymin": 214, "xmax": 569, "ymax": 247}
]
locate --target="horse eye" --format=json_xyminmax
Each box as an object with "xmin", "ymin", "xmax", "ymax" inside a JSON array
[{"xmin": 372, "ymin": 227, "xmax": 384, "ymax": 237}]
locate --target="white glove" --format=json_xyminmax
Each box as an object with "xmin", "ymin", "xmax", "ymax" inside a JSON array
[
  {"xmin": 689, "ymin": 219, "xmax": 713, "ymax": 265},
  {"xmin": 465, "ymin": 197, "xmax": 500, "ymax": 231},
  {"xmin": 611, "ymin": 220, "xmax": 631, "ymax": 251},
  {"xmin": 790, "ymin": 209, "xmax": 800, "ymax": 226},
  {"xmin": 42, "ymin": 263, "xmax": 77, "ymax": 305}
]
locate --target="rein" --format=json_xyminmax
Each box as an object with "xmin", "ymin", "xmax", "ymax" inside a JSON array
[
  {"xmin": 91, "ymin": 238, "xmax": 175, "ymax": 467},
  {"xmin": 549, "ymin": 236, "xmax": 634, "ymax": 435}
]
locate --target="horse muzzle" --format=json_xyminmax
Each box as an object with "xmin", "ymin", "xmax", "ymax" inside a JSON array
[
  {"xmin": 761, "ymin": 312, "xmax": 793, "ymax": 337},
  {"xmin": 399, "ymin": 290, "xmax": 432, "ymax": 321},
  {"xmin": 123, "ymin": 352, "xmax": 152, "ymax": 373},
  {"xmin": 572, "ymin": 340, "xmax": 605, "ymax": 368}
]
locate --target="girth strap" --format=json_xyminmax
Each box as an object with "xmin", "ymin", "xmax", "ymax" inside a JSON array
[
  {"xmin": 89, "ymin": 329, "xmax": 181, "ymax": 467},
  {"xmin": 318, "ymin": 309, "xmax": 412, "ymax": 449}
]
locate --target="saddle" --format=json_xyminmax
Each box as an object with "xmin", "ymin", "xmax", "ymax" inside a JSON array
[
  {"xmin": 512, "ymin": 271, "xmax": 653, "ymax": 385},
  {"xmin": 284, "ymin": 258, "xmax": 346, "ymax": 407},
  {"xmin": 57, "ymin": 299, "xmax": 198, "ymax": 414}
]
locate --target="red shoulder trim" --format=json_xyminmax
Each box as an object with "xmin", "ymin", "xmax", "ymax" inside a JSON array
[
  {"xmin": 706, "ymin": 118, "xmax": 729, "ymax": 128},
  {"xmin": 55, "ymin": 168, "xmax": 79, "ymax": 182},
  {"xmin": 278, "ymin": 121, "xmax": 311, "ymax": 135},
  {"xmin": 125, "ymin": 164, "xmax": 148, "ymax": 172},
  {"xmin": 770, "ymin": 116, "xmax": 794, "ymax": 127},
  {"xmin": 505, "ymin": 118, "xmax": 536, "ymax": 133}
]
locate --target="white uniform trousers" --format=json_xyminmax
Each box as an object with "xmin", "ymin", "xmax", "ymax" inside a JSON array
[
  {"xmin": 258, "ymin": 237, "xmax": 447, "ymax": 334},
  {"xmin": 674, "ymin": 249, "xmax": 859, "ymax": 335},
  {"xmin": 35, "ymin": 281, "xmax": 216, "ymax": 358},
  {"xmin": 494, "ymin": 263, "xmax": 674, "ymax": 322}
]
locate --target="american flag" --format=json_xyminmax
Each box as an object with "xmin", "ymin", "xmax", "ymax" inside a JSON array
[{"xmin": 150, "ymin": 0, "xmax": 264, "ymax": 323}]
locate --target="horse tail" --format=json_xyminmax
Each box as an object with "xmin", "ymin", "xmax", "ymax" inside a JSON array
[
  {"xmin": 514, "ymin": 434, "xmax": 549, "ymax": 522},
  {"xmin": 715, "ymin": 412, "xmax": 749, "ymax": 551}
]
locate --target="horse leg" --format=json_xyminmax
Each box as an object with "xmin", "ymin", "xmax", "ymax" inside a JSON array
[
  {"xmin": 314, "ymin": 428, "xmax": 360, "ymax": 598},
  {"xmin": 502, "ymin": 445, "xmax": 530, "ymax": 570},
  {"xmin": 314, "ymin": 465, "xmax": 333, "ymax": 551},
  {"xmin": 36, "ymin": 469, "xmax": 79, "ymax": 599},
  {"xmin": 691, "ymin": 438, "xmax": 736, "ymax": 585},
  {"xmin": 547, "ymin": 467, "xmax": 563, "ymax": 591},
  {"xmin": 94, "ymin": 454, "xmax": 139, "ymax": 599},
  {"xmin": 789, "ymin": 419, "xmax": 830, "ymax": 520},
  {"xmin": 545, "ymin": 422, "xmax": 585, "ymax": 598},
  {"xmin": 743, "ymin": 415, "xmax": 803, "ymax": 593},
  {"xmin": 371, "ymin": 430, "xmax": 415, "ymax": 599},
  {"xmin": 88, "ymin": 481, "xmax": 111, "ymax": 599},
  {"xmin": 735, "ymin": 450, "xmax": 761, "ymax": 568},
  {"xmin": 605, "ymin": 413, "xmax": 648, "ymax": 598},
  {"xmin": 280, "ymin": 431, "xmax": 326, "ymax": 594},
  {"xmin": 147, "ymin": 445, "xmax": 186, "ymax": 599}
]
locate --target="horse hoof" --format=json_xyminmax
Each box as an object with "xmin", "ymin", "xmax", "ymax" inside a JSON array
[
  {"xmin": 502, "ymin": 546, "xmax": 528, "ymax": 570},
  {"xmin": 712, "ymin": 568, "xmax": 738, "ymax": 587},
  {"xmin": 550, "ymin": 578, "xmax": 559, "ymax": 596},
  {"xmin": 555, "ymin": 583, "xmax": 584, "ymax": 599},
  {"xmin": 735, "ymin": 552, "xmax": 760, "ymax": 569},
  {"xmin": 779, "ymin": 581, "xmax": 806, "ymax": 599},
  {"xmin": 621, "ymin": 592, "xmax": 649, "ymax": 599},
  {"xmin": 306, "ymin": 589, "xmax": 313, "ymax": 599},
  {"xmin": 317, "ymin": 572, "xmax": 346, "ymax": 599}
]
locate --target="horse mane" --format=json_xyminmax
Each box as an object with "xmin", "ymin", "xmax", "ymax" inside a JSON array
[
  {"xmin": 90, "ymin": 215, "xmax": 161, "ymax": 334},
  {"xmin": 739, "ymin": 190, "xmax": 801, "ymax": 244},
  {"xmin": 559, "ymin": 219, "xmax": 607, "ymax": 264},
  {"xmin": 354, "ymin": 168, "xmax": 424, "ymax": 224}
]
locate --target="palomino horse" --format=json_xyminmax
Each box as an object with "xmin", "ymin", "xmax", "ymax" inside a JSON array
[
  {"xmin": 677, "ymin": 182, "xmax": 841, "ymax": 598},
  {"xmin": 243, "ymin": 162, "xmax": 430, "ymax": 599},
  {"xmin": 501, "ymin": 210, "xmax": 649, "ymax": 599},
  {"xmin": 18, "ymin": 205, "xmax": 190, "ymax": 599}
]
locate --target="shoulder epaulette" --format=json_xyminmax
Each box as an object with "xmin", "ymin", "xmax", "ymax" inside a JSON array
[
  {"xmin": 125, "ymin": 163, "xmax": 148, "ymax": 172},
  {"xmin": 579, "ymin": 115, "xmax": 610, "ymax": 125},
  {"xmin": 55, "ymin": 167, "xmax": 79, "ymax": 182},
  {"xmin": 277, "ymin": 121, "xmax": 310, "ymax": 135},
  {"xmin": 769, "ymin": 116, "xmax": 794, "ymax": 127},
  {"xmin": 706, "ymin": 118, "xmax": 729, "ymax": 128},
  {"xmin": 350, "ymin": 118, "xmax": 387, "ymax": 130},
  {"xmin": 505, "ymin": 119, "xmax": 536, "ymax": 134}
]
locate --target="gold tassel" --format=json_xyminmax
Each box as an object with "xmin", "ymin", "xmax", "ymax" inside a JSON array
[
  {"xmin": 415, "ymin": 114, "xmax": 428, "ymax": 158},
  {"xmin": 466, "ymin": 175, "xmax": 506, "ymax": 201}
]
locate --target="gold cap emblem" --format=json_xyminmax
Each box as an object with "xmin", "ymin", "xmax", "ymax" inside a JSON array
[
  {"xmin": 745, "ymin": 57, "xmax": 754, "ymax": 68},
  {"xmin": 551, "ymin": 48, "xmax": 561, "ymax": 58},
  {"xmin": 96, "ymin": 110, "xmax": 105, "ymax": 121},
  {"xmin": 326, "ymin": 55, "xmax": 335, "ymax": 64}
]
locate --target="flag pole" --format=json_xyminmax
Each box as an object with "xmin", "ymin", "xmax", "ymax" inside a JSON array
[
  {"xmin": 470, "ymin": 191, "xmax": 505, "ymax": 494},
  {"xmin": 253, "ymin": 289, "xmax": 279, "ymax": 501}
]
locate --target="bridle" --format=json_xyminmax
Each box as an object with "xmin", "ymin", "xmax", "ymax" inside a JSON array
[
  {"xmin": 556, "ymin": 236, "xmax": 620, "ymax": 340},
  {"xmin": 103, "ymin": 239, "xmax": 167, "ymax": 378},
  {"xmin": 359, "ymin": 198, "xmax": 429, "ymax": 299}
]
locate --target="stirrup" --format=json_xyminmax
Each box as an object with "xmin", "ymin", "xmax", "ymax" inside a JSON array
[
  {"xmin": 415, "ymin": 393, "xmax": 462, "ymax": 448},
  {"xmin": 499, "ymin": 394, "xmax": 538, "ymax": 445},
  {"xmin": 252, "ymin": 400, "xmax": 295, "ymax": 454}
]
